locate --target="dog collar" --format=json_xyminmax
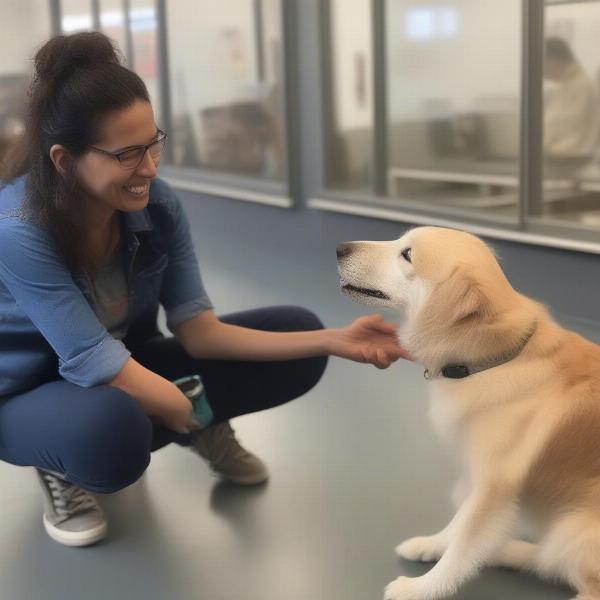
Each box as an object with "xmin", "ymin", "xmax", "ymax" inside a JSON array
[{"xmin": 424, "ymin": 321, "xmax": 537, "ymax": 380}]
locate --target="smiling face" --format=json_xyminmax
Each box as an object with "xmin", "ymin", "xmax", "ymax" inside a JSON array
[{"xmin": 71, "ymin": 99, "xmax": 160, "ymax": 223}]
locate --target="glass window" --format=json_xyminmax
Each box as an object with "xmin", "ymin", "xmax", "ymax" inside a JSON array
[
  {"xmin": 385, "ymin": 0, "xmax": 521, "ymax": 223},
  {"xmin": 61, "ymin": 0, "xmax": 93, "ymax": 33},
  {"xmin": 129, "ymin": 0, "xmax": 161, "ymax": 123},
  {"xmin": 100, "ymin": 0, "xmax": 127, "ymax": 61},
  {"xmin": 166, "ymin": 0, "xmax": 287, "ymax": 181},
  {"xmin": 535, "ymin": 0, "xmax": 600, "ymax": 232},
  {"xmin": 60, "ymin": 0, "xmax": 161, "ymax": 126},
  {"xmin": 326, "ymin": 0, "xmax": 374, "ymax": 191},
  {"xmin": 1, "ymin": 0, "xmax": 52, "ymax": 167}
]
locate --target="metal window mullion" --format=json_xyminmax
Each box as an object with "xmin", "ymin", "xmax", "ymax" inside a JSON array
[
  {"xmin": 281, "ymin": 0, "xmax": 300, "ymax": 198},
  {"xmin": 156, "ymin": 0, "xmax": 173, "ymax": 161},
  {"xmin": 372, "ymin": 0, "xmax": 388, "ymax": 197},
  {"xmin": 123, "ymin": 0, "xmax": 135, "ymax": 67},
  {"xmin": 50, "ymin": 0, "xmax": 61, "ymax": 35},
  {"xmin": 254, "ymin": 0, "xmax": 266, "ymax": 83},
  {"xmin": 319, "ymin": 0, "xmax": 336, "ymax": 189},
  {"xmin": 91, "ymin": 0, "xmax": 100, "ymax": 29},
  {"xmin": 546, "ymin": 0, "xmax": 600, "ymax": 5},
  {"xmin": 519, "ymin": 0, "xmax": 544, "ymax": 222}
]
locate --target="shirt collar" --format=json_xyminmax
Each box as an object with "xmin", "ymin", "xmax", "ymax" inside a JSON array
[{"xmin": 123, "ymin": 208, "xmax": 153, "ymax": 232}]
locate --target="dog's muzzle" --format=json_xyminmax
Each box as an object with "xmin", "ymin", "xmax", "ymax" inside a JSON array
[{"xmin": 341, "ymin": 283, "xmax": 390, "ymax": 300}]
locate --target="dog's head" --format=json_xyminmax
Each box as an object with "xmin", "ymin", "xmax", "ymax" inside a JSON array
[
  {"xmin": 337, "ymin": 227, "xmax": 526, "ymax": 365},
  {"xmin": 337, "ymin": 226, "xmax": 506, "ymax": 316}
]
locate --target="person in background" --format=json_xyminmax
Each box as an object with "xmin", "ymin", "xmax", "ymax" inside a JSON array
[{"xmin": 543, "ymin": 36, "xmax": 600, "ymax": 161}]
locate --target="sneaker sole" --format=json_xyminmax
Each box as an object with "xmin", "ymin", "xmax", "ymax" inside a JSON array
[
  {"xmin": 219, "ymin": 471, "xmax": 270, "ymax": 485},
  {"xmin": 43, "ymin": 514, "xmax": 107, "ymax": 547}
]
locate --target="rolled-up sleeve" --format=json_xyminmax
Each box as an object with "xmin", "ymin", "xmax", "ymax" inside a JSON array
[
  {"xmin": 0, "ymin": 217, "xmax": 130, "ymax": 387},
  {"xmin": 159, "ymin": 188, "xmax": 213, "ymax": 332}
]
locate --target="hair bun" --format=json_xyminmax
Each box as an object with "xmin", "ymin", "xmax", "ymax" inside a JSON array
[{"xmin": 34, "ymin": 32, "xmax": 121, "ymax": 83}]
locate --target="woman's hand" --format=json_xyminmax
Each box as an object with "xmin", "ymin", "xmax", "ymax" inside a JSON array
[
  {"xmin": 155, "ymin": 387, "xmax": 202, "ymax": 434},
  {"xmin": 326, "ymin": 314, "xmax": 411, "ymax": 369}
]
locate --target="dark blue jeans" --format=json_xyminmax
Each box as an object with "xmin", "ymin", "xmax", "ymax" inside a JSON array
[{"xmin": 0, "ymin": 306, "xmax": 327, "ymax": 494}]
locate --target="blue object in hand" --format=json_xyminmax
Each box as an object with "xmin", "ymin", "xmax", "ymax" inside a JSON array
[{"xmin": 173, "ymin": 375, "xmax": 214, "ymax": 429}]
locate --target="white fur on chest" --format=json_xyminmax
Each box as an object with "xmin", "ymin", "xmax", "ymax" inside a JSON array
[{"xmin": 427, "ymin": 383, "xmax": 463, "ymax": 444}]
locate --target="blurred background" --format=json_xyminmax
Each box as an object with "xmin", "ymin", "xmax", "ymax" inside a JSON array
[{"xmin": 4, "ymin": 0, "xmax": 600, "ymax": 241}]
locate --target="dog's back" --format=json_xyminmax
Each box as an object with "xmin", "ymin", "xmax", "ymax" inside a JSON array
[{"xmin": 523, "ymin": 326, "xmax": 600, "ymax": 518}]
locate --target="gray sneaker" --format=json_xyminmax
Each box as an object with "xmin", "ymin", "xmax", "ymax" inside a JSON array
[
  {"xmin": 191, "ymin": 421, "xmax": 269, "ymax": 485},
  {"xmin": 35, "ymin": 468, "xmax": 107, "ymax": 547}
]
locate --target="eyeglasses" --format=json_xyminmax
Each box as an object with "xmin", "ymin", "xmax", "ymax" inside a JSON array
[{"xmin": 88, "ymin": 130, "xmax": 167, "ymax": 170}]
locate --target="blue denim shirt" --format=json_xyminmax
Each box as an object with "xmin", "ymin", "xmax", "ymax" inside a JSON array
[{"xmin": 0, "ymin": 176, "xmax": 213, "ymax": 396}]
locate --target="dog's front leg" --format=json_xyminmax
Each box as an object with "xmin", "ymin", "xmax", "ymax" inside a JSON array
[
  {"xmin": 395, "ymin": 477, "xmax": 470, "ymax": 563},
  {"xmin": 385, "ymin": 485, "xmax": 518, "ymax": 600},
  {"xmin": 395, "ymin": 524, "xmax": 453, "ymax": 563}
]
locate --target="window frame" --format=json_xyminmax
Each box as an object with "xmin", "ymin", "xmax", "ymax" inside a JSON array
[
  {"xmin": 312, "ymin": 0, "xmax": 600, "ymax": 254},
  {"xmin": 52, "ymin": 0, "xmax": 296, "ymax": 208},
  {"xmin": 158, "ymin": 0, "xmax": 296, "ymax": 207}
]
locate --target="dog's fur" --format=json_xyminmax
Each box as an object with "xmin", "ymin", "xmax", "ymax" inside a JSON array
[{"xmin": 337, "ymin": 226, "xmax": 600, "ymax": 600}]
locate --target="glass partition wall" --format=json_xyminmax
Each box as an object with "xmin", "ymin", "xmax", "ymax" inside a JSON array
[
  {"xmin": 385, "ymin": 0, "xmax": 521, "ymax": 224},
  {"xmin": 35, "ymin": 0, "xmax": 289, "ymax": 191},
  {"xmin": 536, "ymin": 0, "xmax": 600, "ymax": 232},
  {"xmin": 322, "ymin": 0, "xmax": 600, "ymax": 245},
  {"xmin": 0, "ymin": 1, "xmax": 52, "ymax": 169},
  {"xmin": 2, "ymin": 0, "xmax": 600, "ymax": 249},
  {"xmin": 165, "ymin": 0, "xmax": 288, "ymax": 182}
]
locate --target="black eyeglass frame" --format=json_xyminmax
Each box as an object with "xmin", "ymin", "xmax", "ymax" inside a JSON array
[{"xmin": 87, "ymin": 130, "xmax": 168, "ymax": 169}]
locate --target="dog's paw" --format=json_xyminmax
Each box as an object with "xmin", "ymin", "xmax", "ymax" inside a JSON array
[
  {"xmin": 384, "ymin": 576, "xmax": 422, "ymax": 600},
  {"xmin": 395, "ymin": 536, "xmax": 444, "ymax": 562}
]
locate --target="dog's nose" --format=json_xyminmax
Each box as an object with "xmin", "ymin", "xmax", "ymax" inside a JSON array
[{"xmin": 336, "ymin": 243, "xmax": 354, "ymax": 259}]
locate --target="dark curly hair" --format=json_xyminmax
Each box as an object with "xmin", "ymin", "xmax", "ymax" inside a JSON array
[
  {"xmin": 1, "ymin": 31, "xmax": 150, "ymax": 272},
  {"xmin": 545, "ymin": 36, "xmax": 576, "ymax": 64}
]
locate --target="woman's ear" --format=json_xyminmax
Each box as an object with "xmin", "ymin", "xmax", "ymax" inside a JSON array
[{"xmin": 49, "ymin": 144, "xmax": 70, "ymax": 177}]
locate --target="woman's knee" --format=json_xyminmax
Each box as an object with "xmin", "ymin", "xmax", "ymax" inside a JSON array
[
  {"xmin": 281, "ymin": 306, "xmax": 326, "ymax": 332},
  {"xmin": 301, "ymin": 353, "xmax": 329, "ymax": 395},
  {"xmin": 64, "ymin": 387, "xmax": 152, "ymax": 493},
  {"xmin": 286, "ymin": 307, "xmax": 328, "ymax": 387}
]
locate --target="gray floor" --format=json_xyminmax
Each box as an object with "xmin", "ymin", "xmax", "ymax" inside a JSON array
[
  {"xmin": 2, "ymin": 196, "xmax": 599, "ymax": 600},
  {"xmin": 3, "ymin": 320, "xmax": 599, "ymax": 600}
]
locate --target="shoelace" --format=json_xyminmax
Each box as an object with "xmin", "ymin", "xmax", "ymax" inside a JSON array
[
  {"xmin": 195, "ymin": 422, "xmax": 250, "ymax": 467},
  {"xmin": 43, "ymin": 473, "xmax": 97, "ymax": 519}
]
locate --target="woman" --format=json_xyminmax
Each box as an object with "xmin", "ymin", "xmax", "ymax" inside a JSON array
[{"xmin": 0, "ymin": 32, "xmax": 407, "ymax": 548}]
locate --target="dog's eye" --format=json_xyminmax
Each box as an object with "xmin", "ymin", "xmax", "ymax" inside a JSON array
[{"xmin": 401, "ymin": 247, "xmax": 412, "ymax": 263}]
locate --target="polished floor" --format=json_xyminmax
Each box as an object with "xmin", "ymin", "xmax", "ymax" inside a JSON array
[
  {"xmin": 2, "ymin": 312, "xmax": 598, "ymax": 600},
  {"xmin": 2, "ymin": 192, "xmax": 598, "ymax": 600}
]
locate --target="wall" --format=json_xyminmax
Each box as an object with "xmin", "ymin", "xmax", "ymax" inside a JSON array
[
  {"xmin": 167, "ymin": 0, "xmax": 258, "ymax": 116},
  {"xmin": 3, "ymin": 0, "xmax": 51, "ymax": 76},
  {"xmin": 387, "ymin": 0, "xmax": 521, "ymax": 120}
]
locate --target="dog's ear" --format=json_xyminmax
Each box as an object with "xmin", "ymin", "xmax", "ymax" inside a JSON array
[{"xmin": 419, "ymin": 266, "xmax": 493, "ymax": 328}]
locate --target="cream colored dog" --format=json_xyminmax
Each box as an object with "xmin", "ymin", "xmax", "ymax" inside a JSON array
[{"xmin": 336, "ymin": 226, "xmax": 600, "ymax": 600}]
